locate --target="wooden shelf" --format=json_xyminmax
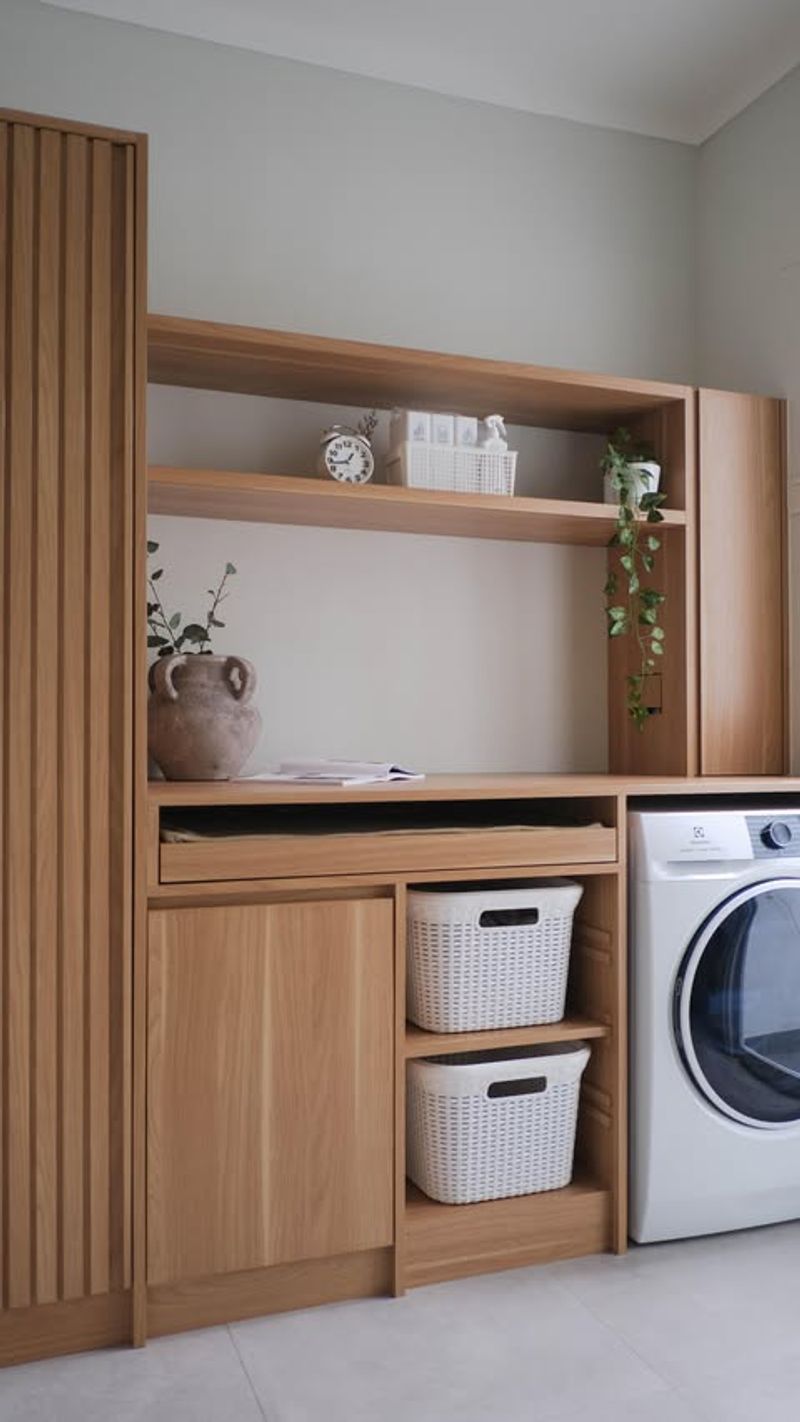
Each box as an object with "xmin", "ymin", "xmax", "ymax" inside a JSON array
[
  {"xmin": 148, "ymin": 313, "xmax": 691, "ymax": 434},
  {"xmin": 404, "ymin": 1176, "xmax": 611, "ymax": 1287},
  {"xmin": 405, "ymin": 1016, "xmax": 609, "ymax": 1058},
  {"xmin": 148, "ymin": 467, "xmax": 687, "ymax": 546}
]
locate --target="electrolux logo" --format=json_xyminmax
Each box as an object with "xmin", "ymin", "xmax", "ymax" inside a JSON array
[{"xmin": 692, "ymin": 826, "xmax": 707, "ymax": 841}]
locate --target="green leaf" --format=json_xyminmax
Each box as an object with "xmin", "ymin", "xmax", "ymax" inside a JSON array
[
  {"xmin": 169, "ymin": 612, "xmax": 181, "ymax": 629},
  {"xmin": 225, "ymin": 562, "xmax": 237, "ymax": 575},
  {"xmin": 209, "ymin": 617, "xmax": 225, "ymax": 628},
  {"xmin": 651, "ymin": 640, "xmax": 664, "ymax": 655},
  {"xmin": 647, "ymin": 535, "xmax": 660, "ymax": 551},
  {"xmin": 603, "ymin": 574, "xmax": 618, "ymax": 597},
  {"xmin": 609, "ymin": 619, "xmax": 628, "ymax": 637},
  {"xmin": 147, "ymin": 634, "xmax": 168, "ymax": 648},
  {"xmin": 620, "ymin": 554, "xmax": 634, "ymax": 573},
  {"xmin": 628, "ymin": 573, "xmax": 640, "ymax": 593},
  {"xmin": 150, "ymin": 568, "xmax": 163, "ymax": 581},
  {"xmin": 652, "ymin": 627, "xmax": 665, "ymax": 641},
  {"xmin": 182, "ymin": 623, "xmax": 207, "ymax": 644},
  {"xmin": 619, "ymin": 528, "xmax": 635, "ymax": 548},
  {"xmin": 642, "ymin": 553, "xmax": 654, "ymax": 573},
  {"xmin": 608, "ymin": 606, "xmax": 627, "ymax": 621},
  {"xmin": 639, "ymin": 608, "xmax": 657, "ymax": 625},
  {"xmin": 147, "ymin": 540, "xmax": 159, "ymax": 555}
]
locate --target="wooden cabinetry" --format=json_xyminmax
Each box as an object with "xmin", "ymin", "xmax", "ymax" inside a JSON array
[
  {"xmin": 698, "ymin": 390, "xmax": 786, "ymax": 774},
  {"xmin": 147, "ymin": 899, "xmax": 395, "ymax": 1286},
  {"xmin": 0, "ymin": 109, "xmax": 145, "ymax": 1365}
]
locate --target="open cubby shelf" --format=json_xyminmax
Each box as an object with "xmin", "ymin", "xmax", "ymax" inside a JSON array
[{"xmin": 148, "ymin": 466, "xmax": 687, "ymax": 545}]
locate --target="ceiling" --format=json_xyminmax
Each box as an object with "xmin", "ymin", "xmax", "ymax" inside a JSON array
[{"xmin": 44, "ymin": 0, "xmax": 800, "ymax": 143}]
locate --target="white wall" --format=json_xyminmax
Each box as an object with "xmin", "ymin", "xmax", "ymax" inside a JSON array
[
  {"xmin": 0, "ymin": 0, "xmax": 699, "ymax": 772},
  {"xmin": 697, "ymin": 65, "xmax": 800, "ymax": 766}
]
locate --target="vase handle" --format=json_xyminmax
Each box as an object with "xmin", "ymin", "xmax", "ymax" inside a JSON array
[
  {"xmin": 225, "ymin": 656, "xmax": 256, "ymax": 704},
  {"xmin": 149, "ymin": 653, "xmax": 184, "ymax": 701}
]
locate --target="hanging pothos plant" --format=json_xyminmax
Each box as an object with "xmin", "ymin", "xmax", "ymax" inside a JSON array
[{"xmin": 602, "ymin": 429, "xmax": 667, "ymax": 730}]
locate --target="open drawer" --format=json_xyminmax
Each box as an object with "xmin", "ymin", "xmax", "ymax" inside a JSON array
[{"xmin": 158, "ymin": 801, "xmax": 618, "ymax": 883}]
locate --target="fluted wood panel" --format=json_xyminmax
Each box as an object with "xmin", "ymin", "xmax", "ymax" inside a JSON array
[{"xmin": 0, "ymin": 114, "xmax": 141, "ymax": 1326}]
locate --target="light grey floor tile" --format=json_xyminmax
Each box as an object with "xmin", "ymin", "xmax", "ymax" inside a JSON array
[
  {"xmin": 678, "ymin": 1349, "xmax": 800, "ymax": 1422},
  {"xmin": 231, "ymin": 1267, "xmax": 669, "ymax": 1422},
  {"xmin": 544, "ymin": 1222, "xmax": 800, "ymax": 1389},
  {"xmin": 551, "ymin": 1388, "xmax": 708, "ymax": 1422},
  {"xmin": 0, "ymin": 1325, "xmax": 266, "ymax": 1422}
]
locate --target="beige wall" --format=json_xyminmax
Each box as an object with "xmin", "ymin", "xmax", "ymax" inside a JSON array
[{"xmin": 0, "ymin": 0, "xmax": 700, "ymax": 771}]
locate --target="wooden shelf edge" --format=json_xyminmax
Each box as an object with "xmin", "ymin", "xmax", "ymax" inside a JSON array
[
  {"xmin": 148, "ymin": 467, "xmax": 688, "ymax": 546},
  {"xmin": 403, "ymin": 1175, "xmax": 611, "ymax": 1287},
  {"xmin": 404, "ymin": 1016, "xmax": 610, "ymax": 1058},
  {"xmin": 147, "ymin": 312, "xmax": 693, "ymax": 432}
]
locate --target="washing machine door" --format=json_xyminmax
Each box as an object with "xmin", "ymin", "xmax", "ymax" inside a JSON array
[{"xmin": 675, "ymin": 878, "xmax": 800, "ymax": 1129}]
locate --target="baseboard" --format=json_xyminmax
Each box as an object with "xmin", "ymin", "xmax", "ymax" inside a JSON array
[
  {"xmin": 0, "ymin": 1292, "xmax": 131, "ymax": 1368},
  {"xmin": 147, "ymin": 1247, "xmax": 393, "ymax": 1338}
]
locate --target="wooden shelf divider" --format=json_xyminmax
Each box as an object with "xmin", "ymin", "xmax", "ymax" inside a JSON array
[
  {"xmin": 148, "ymin": 467, "xmax": 687, "ymax": 546},
  {"xmin": 405, "ymin": 1015, "xmax": 609, "ymax": 1059}
]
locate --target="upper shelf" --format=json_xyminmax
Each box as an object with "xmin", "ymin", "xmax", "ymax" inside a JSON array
[
  {"xmin": 148, "ymin": 467, "xmax": 688, "ymax": 545},
  {"xmin": 148, "ymin": 314, "xmax": 692, "ymax": 434}
]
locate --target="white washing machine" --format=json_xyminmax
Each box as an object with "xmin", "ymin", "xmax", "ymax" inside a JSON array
[{"xmin": 629, "ymin": 807, "xmax": 800, "ymax": 1243}]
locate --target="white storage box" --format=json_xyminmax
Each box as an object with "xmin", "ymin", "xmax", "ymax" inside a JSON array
[
  {"xmin": 407, "ymin": 1042, "xmax": 590, "ymax": 1204},
  {"xmin": 386, "ymin": 440, "xmax": 517, "ymax": 496},
  {"xmin": 407, "ymin": 881, "xmax": 583, "ymax": 1033}
]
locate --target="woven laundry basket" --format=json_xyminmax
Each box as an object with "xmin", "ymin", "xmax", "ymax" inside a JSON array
[
  {"xmin": 407, "ymin": 881, "xmax": 583, "ymax": 1033},
  {"xmin": 407, "ymin": 1042, "xmax": 590, "ymax": 1204}
]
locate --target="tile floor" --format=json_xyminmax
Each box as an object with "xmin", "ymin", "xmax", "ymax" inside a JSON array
[{"xmin": 2, "ymin": 1220, "xmax": 799, "ymax": 1421}]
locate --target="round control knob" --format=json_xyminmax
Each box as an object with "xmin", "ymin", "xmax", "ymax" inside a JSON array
[{"xmin": 762, "ymin": 821, "xmax": 793, "ymax": 850}]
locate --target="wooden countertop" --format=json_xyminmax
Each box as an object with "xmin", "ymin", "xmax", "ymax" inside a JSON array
[{"xmin": 148, "ymin": 773, "xmax": 800, "ymax": 808}]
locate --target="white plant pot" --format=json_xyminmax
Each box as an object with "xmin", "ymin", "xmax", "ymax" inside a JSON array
[{"xmin": 604, "ymin": 460, "xmax": 661, "ymax": 507}]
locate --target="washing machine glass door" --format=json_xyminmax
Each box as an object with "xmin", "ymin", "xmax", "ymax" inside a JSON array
[{"xmin": 675, "ymin": 878, "xmax": 800, "ymax": 1128}]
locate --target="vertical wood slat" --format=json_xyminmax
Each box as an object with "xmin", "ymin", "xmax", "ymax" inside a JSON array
[
  {"xmin": 60, "ymin": 132, "xmax": 88, "ymax": 1303},
  {"xmin": 0, "ymin": 110, "xmax": 141, "ymax": 1337},
  {"xmin": 34, "ymin": 127, "xmax": 62, "ymax": 1307},
  {"xmin": 0, "ymin": 120, "xmax": 7, "ymax": 1311},
  {"xmin": 87, "ymin": 138, "xmax": 112, "ymax": 1300},
  {"xmin": 6, "ymin": 121, "xmax": 36, "ymax": 1312}
]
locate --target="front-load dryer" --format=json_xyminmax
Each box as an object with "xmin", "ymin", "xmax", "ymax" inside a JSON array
[{"xmin": 629, "ymin": 807, "xmax": 800, "ymax": 1243}]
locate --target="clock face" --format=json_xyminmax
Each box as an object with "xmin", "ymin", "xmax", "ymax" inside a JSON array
[{"xmin": 323, "ymin": 434, "xmax": 374, "ymax": 484}]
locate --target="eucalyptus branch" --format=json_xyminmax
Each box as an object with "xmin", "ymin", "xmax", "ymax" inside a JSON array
[{"xmin": 146, "ymin": 542, "xmax": 238, "ymax": 657}]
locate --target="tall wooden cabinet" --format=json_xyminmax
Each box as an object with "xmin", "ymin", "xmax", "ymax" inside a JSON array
[{"xmin": 0, "ymin": 110, "xmax": 146, "ymax": 1363}]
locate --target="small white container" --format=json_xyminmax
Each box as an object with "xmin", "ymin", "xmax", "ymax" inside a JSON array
[
  {"xmin": 390, "ymin": 410, "xmax": 431, "ymax": 447},
  {"xmin": 431, "ymin": 413, "xmax": 455, "ymax": 445},
  {"xmin": 407, "ymin": 881, "xmax": 582, "ymax": 1033},
  {"xmin": 454, "ymin": 415, "xmax": 478, "ymax": 447},
  {"xmin": 407, "ymin": 1042, "xmax": 590, "ymax": 1204},
  {"xmin": 386, "ymin": 441, "xmax": 517, "ymax": 496},
  {"xmin": 603, "ymin": 460, "xmax": 661, "ymax": 507}
]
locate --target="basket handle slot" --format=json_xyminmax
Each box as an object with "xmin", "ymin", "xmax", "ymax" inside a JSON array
[
  {"xmin": 478, "ymin": 907, "xmax": 540, "ymax": 928},
  {"xmin": 487, "ymin": 1076, "xmax": 547, "ymax": 1099}
]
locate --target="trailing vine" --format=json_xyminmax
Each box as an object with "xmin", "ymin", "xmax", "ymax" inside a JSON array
[{"xmin": 602, "ymin": 429, "xmax": 666, "ymax": 730}]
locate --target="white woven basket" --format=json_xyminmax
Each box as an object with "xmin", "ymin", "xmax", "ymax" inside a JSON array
[
  {"xmin": 407, "ymin": 881, "xmax": 583, "ymax": 1033},
  {"xmin": 407, "ymin": 1042, "xmax": 590, "ymax": 1204},
  {"xmin": 386, "ymin": 441, "xmax": 517, "ymax": 495}
]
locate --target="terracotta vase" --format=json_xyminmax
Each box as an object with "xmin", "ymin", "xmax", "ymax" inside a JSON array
[{"xmin": 148, "ymin": 653, "xmax": 261, "ymax": 781}]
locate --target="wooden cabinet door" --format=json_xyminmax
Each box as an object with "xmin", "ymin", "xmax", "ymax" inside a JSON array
[
  {"xmin": 147, "ymin": 899, "xmax": 395, "ymax": 1286},
  {"xmin": 698, "ymin": 390, "xmax": 786, "ymax": 774},
  {"xmin": 0, "ymin": 110, "xmax": 144, "ymax": 1352}
]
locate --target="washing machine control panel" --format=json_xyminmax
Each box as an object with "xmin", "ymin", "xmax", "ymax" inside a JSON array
[{"xmin": 748, "ymin": 814, "xmax": 800, "ymax": 857}]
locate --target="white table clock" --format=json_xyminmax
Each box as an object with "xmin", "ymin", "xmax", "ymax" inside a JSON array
[{"xmin": 318, "ymin": 424, "xmax": 375, "ymax": 484}]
